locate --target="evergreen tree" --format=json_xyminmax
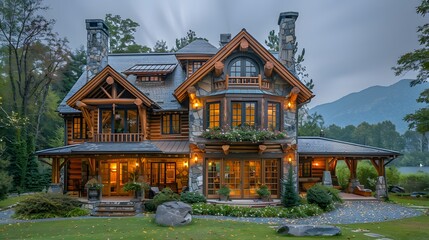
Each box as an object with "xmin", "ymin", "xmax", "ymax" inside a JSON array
[
  {"xmin": 281, "ymin": 166, "xmax": 300, "ymax": 207},
  {"xmin": 0, "ymin": 140, "xmax": 12, "ymax": 200},
  {"xmin": 153, "ymin": 40, "xmax": 169, "ymax": 53},
  {"xmin": 173, "ymin": 30, "xmax": 207, "ymax": 51},
  {"xmin": 105, "ymin": 14, "xmax": 151, "ymax": 53},
  {"xmin": 55, "ymin": 47, "xmax": 86, "ymax": 99},
  {"xmin": 265, "ymin": 29, "xmax": 279, "ymax": 51}
]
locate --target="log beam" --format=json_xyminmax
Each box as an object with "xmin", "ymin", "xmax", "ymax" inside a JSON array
[
  {"xmin": 258, "ymin": 144, "xmax": 267, "ymax": 155},
  {"xmin": 214, "ymin": 61, "xmax": 224, "ymax": 77},
  {"xmin": 106, "ymin": 76, "xmax": 114, "ymax": 85},
  {"xmin": 288, "ymin": 87, "xmax": 300, "ymax": 103},
  {"xmin": 240, "ymin": 38, "xmax": 249, "ymax": 51},
  {"xmin": 81, "ymin": 98, "xmax": 140, "ymax": 105},
  {"xmin": 264, "ymin": 61, "xmax": 274, "ymax": 77},
  {"xmin": 222, "ymin": 145, "xmax": 230, "ymax": 155}
]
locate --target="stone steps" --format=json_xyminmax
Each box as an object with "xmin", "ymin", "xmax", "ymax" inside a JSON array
[{"xmin": 91, "ymin": 202, "xmax": 137, "ymax": 217}]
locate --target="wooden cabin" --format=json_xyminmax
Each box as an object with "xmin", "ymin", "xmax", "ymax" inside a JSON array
[{"xmin": 37, "ymin": 13, "xmax": 400, "ymax": 200}]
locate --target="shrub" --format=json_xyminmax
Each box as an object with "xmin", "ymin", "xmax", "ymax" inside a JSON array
[
  {"xmin": 306, "ymin": 184, "xmax": 333, "ymax": 210},
  {"xmin": 320, "ymin": 185, "xmax": 343, "ymax": 203},
  {"xmin": 217, "ymin": 185, "xmax": 230, "ymax": 197},
  {"xmin": 386, "ymin": 166, "xmax": 401, "ymax": 186},
  {"xmin": 65, "ymin": 208, "xmax": 90, "ymax": 217},
  {"xmin": 282, "ymin": 167, "xmax": 300, "ymax": 207},
  {"xmin": 180, "ymin": 191, "xmax": 206, "ymax": 204},
  {"xmin": 399, "ymin": 172, "xmax": 429, "ymax": 192},
  {"xmin": 256, "ymin": 185, "xmax": 271, "ymax": 198},
  {"xmin": 144, "ymin": 200, "xmax": 157, "ymax": 212},
  {"xmin": 356, "ymin": 161, "xmax": 378, "ymax": 191},
  {"xmin": 191, "ymin": 203, "xmax": 323, "ymax": 218},
  {"xmin": 336, "ymin": 163, "xmax": 350, "ymax": 190},
  {"xmin": 14, "ymin": 193, "xmax": 83, "ymax": 219},
  {"xmin": 152, "ymin": 187, "xmax": 180, "ymax": 208}
]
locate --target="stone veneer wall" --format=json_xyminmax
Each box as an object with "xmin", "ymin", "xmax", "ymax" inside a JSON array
[
  {"xmin": 188, "ymin": 75, "xmax": 212, "ymax": 193},
  {"xmin": 278, "ymin": 12, "xmax": 299, "ymax": 74},
  {"xmin": 86, "ymin": 19, "xmax": 109, "ymax": 80}
]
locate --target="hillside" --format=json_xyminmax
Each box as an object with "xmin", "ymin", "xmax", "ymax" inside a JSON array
[{"xmin": 310, "ymin": 79, "xmax": 428, "ymax": 133}]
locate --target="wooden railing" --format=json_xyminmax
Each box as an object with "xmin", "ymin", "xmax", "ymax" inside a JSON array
[
  {"xmin": 92, "ymin": 133, "xmax": 144, "ymax": 142},
  {"xmin": 213, "ymin": 74, "xmax": 271, "ymax": 90}
]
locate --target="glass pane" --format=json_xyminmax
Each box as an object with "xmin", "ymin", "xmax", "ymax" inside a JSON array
[
  {"xmin": 244, "ymin": 102, "xmax": 255, "ymax": 126},
  {"xmin": 230, "ymin": 60, "xmax": 241, "ymax": 77},
  {"xmin": 172, "ymin": 114, "xmax": 180, "ymax": 134},
  {"xmin": 114, "ymin": 110, "xmax": 125, "ymax": 133},
  {"xmin": 224, "ymin": 160, "xmax": 241, "ymax": 198},
  {"xmin": 267, "ymin": 102, "xmax": 280, "ymax": 131},
  {"xmin": 162, "ymin": 115, "xmax": 170, "ymax": 134},
  {"xmin": 207, "ymin": 160, "xmax": 221, "ymax": 195},
  {"xmin": 73, "ymin": 117, "xmax": 81, "ymax": 138},
  {"xmin": 151, "ymin": 163, "xmax": 159, "ymax": 185},
  {"xmin": 120, "ymin": 162, "xmax": 128, "ymax": 185},
  {"xmin": 244, "ymin": 60, "xmax": 257, "ymax": 77},
  {"xmin": 264, "ymin": 160, "xmax": 279, "ymax": 197},
  {"xmin": 101, "ymin": 110, "xmax": 112, "ymax": 133},
  {"xmin": 127, "ymin": 110, "xmax": 138, "ymax": 133},
  {"xmin": 232, "ymin": 102, "xmax": 242, "ymax": 127},
  {"xmin": 243, "ymin": 160, "xmax": 261, "ymax": 198},
  {"xmin": 208, "ymin": 103, "xmax": 220, "ymax": 128}
]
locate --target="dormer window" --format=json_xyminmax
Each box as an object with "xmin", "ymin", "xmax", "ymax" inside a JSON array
[
  {"xmin": 123, "ymin": 63, "xmax": 177, "ymax": 82},
  {"xmin": 229, "ymin": 58, "xmax": 258, "ymax": 77}
]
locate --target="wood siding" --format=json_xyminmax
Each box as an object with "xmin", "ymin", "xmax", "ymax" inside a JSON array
[
  {"xmin": 67, "ymin": 159, "xmax": 82, "ymax": 191},
  {"xmin": 147, "ymin": 114, "xmax": 189, "ymax": 140}
]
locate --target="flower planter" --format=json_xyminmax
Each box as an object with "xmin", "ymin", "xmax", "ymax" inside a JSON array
[
  {"xmin": 219, "ymin": 195, "xmax": 228, "ymax": 201},
  {"xmin": 88, "ymin": 188, "xmax": 101, "ymax": 201}
]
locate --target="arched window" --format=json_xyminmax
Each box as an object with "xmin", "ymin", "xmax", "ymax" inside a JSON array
[{"xmin": 229, "ymin": 58, "xmax": 259, "ymax": 77}]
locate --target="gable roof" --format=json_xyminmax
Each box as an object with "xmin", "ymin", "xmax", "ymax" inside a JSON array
[
  {"xmin": 66, "ymin": 65, "xmax": 157, "ymax": 109},
  {"xmin": 298, "ymin": 136, "xmax": 401, "ymax": 159},
  {"xmin": 174, "ymin": 29, "xmax": 314, "ymax": 103},
  {"xmin": 59, "ymin": 53, "xmax": 186, "ymax": 114}
]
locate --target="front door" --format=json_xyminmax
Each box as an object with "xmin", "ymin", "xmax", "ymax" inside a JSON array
[
  {"xmin": 150, "ymin": 162, "xmax": 176, "ymax": 191},
  {"xmin": 206, "ymin": 159, "xmax": 280, "ymax": 199},
  {"xmin": 100, "ymin": 161, "xmax": 129, "ymax": 196}
]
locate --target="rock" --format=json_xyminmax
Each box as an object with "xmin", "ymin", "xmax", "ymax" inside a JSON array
[
  {"xmin": 155, "ymin": 201, "xmax": 192, "ymax": 227},
  {"xmin": 277, "ymin": 224, "xmax": 341, "ymax": 236}
]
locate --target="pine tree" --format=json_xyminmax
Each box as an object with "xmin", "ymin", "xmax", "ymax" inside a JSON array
[{"xmin": 281, "ymin": 165, "xmax": 300, "ymax": 207}]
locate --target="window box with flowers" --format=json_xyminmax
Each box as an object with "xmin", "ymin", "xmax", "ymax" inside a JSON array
[{"xmin": 201, "ymin": 125, "xmax": 287, "ymax": 143}]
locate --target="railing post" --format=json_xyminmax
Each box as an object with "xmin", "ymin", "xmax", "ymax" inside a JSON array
[
  {"xmin": 258, "ymin": 74, "xmax": 262, "ymax": 89},
  {"xmin": 225, "ymin": 74, "xmax": 229, "ymax": 89}
]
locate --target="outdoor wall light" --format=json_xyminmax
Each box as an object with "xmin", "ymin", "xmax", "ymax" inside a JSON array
[
  {"xmin": 194, "ymin": 155, "xmax": 199, "ymax": 163},
  {"xmin": 183, "ymin": 161, "xmax": 188, "ymax": 167}
]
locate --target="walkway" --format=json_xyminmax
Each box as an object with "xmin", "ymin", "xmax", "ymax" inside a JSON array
[{"xmin": 0, "ymin": 201, "xmax": 423, "ymax": 225}]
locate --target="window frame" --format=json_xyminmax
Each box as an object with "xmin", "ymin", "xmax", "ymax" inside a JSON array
[
  {"xmin": 99, "ymin": 108, "xmax": 139, "ymax": 134},
  {"xmin": 161, "ymin": 114, "xmax": 181, "ymax": 135},
  {"xmin": 267, "ymin": 101, "xmax": 281, "ymax": 131},
  {"xmin": 206, "ymin": 101, "xmax": 221, "ymax": 129},
  {"xmin": 228, "ymin": 57, "xmax": 259, "ymax": 77},
  {"xmin": 72, "ymin": 117, "xmax": 88, "ymax": 139},
  {"xmin": 230, "ymin": 101, "xmax": 258, "ymax": 127}
]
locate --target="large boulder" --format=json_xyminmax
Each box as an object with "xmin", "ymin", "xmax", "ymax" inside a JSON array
[
  {"xmin": 155, "ymin": 201, "xmax": 192, "ymax": 227},
  {"xmin": 277, "ymin": 225, "xmax": 341, "ymax": 236}
]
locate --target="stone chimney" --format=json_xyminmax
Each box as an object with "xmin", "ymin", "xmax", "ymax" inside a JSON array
[
  {"xmin": 220, "ymin": 33, "xmax": 231, "ymax": 47},
  {"xmin": 86, "ymin": 19, "xmax": 109, "ymax": 80},
  {"xmin": 278, "ymin": 12, "xmax": 298, "ymax": 74}
]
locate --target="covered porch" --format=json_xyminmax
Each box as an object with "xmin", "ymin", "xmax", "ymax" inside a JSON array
[
  {"xmin": 297, "ymin": 137, "xmax": 401, "ymax": 198},
  {"xmin": 36, "ymin": 140, "xmax": 190, "ymax": 197}
]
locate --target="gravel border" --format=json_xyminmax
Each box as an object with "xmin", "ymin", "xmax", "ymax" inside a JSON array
[{"xmin": 0, "ymin": 201, "xmax": 423, "ymax": 225}]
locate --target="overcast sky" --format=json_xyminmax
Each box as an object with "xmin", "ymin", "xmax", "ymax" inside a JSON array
[{"xmin": 44, "ymin": 0, "xmax": 426, "ymax": 107}]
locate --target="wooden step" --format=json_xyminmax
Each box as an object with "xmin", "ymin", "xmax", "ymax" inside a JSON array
[{"xmin": 91, "ymin": 202, "xmax": 137, "ymax": 217}]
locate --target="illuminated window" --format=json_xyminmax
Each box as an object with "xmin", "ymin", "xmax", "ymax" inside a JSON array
[
  {"xmin": 73, "ymin": 117, "xmax": 87, "ymax": 139},
  {"xmin": 100, "ymin": 109, "xmax": 138, "ymax": 133},
  {"xmin": 231, "ymin": 102, "xmax": 256, "ymax": 127},
  {"xmin": 137, "ymin": 76, "xmax": 162, "ymax": 82},
  {"xmin": 207, "ymin": 102, "xmax": 220, "ymax": 128},
  {"xmin": 162, "ymin": 114, "xmax": 180, "ymax": 134},
  {"xmin": 267, "ymin": 102, "xmax": 280, "ymax": 131}
]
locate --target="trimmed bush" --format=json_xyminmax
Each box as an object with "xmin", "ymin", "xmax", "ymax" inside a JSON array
[
  {"xmin": 14, "ymin": 193, "xmax": 86, "ymax": 219},
  {"xmin": 191, "ymin": 203, "xmax": 323, "ymax": 218},
  {"xmin": 306, "ymin": 184, "xmax": 333, "ymax": 210},
  {"xmin": 180, "ymin": 191, "xmax": 206, "ymax": 204},
  {"xmin": 320, "ymin": 185, "xmax": 343, "ymax": 203},
  {"xmin": 144, "ymin": 200, "xmax": 157, "ymax": 212},
  {"xmin": 399, "ymin": 172, "xmax": 429, "ymax": 192},
  {"xmin": 152, "ymin": 187, "xmax": 180, "ymax": 208}
]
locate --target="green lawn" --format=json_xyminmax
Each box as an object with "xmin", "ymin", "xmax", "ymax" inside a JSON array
[
  {"xmin": 389, "ymin": 194, "xmax": 429, "ymax": 207},
  {"xmin": 0, "ymin": 196, "xmax": 29, "ymax": 209},
  {"xmin": 0, "ymin": 215, "xmax": 428, "ymax": 240}
]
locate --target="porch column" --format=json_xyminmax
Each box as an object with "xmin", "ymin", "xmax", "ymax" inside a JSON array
[
  {"xmin": 371, "ymin": 158, "xmax": 387, "ymax": 199},
  {"xmin": 345, "ymin": 159, "xmax": 360, "ymax": 193},
  {"xmin": 322, "ymin": 158, "xmax": 333, "ymax": 187},
  {"xmin": 48, "ymin": 157, "xmax": 63, "ymax": 193}
]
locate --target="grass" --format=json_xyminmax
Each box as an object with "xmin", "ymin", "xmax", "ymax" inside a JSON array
[
  {"xmin": 389, "ymin": 194, "xmax": 429, "ymax": 207},
  {"xmin": 0, "ymin": 195, "xmax": 29, "ymax": 209},
  {"xmin": 0, "ymin": 215, "xmax": 428, "ymax": 240}
]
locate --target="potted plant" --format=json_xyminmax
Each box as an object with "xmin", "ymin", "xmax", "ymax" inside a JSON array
[
  {"xmin": 256, "ymin": 185, "xmax": 271, "ymax": 202},
  {"xmin": 123, "ymin": 172, "xmax": 149, "ymax": 201},
  {"xmin": 217, "ymin": 184, "xmax": 230, "ymax": 201},
  {"xmin": 85, "ymin": 178, "xmax": 103, "ymax": 201}
]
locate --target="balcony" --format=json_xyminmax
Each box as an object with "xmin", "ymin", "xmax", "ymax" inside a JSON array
[
  {"xmin": 92, "ymin": 133, "xmax": 144, "ymax": 142},
  {"xmin": 213, "ymin": 74, "xmax": 271, "ymax": 90}
]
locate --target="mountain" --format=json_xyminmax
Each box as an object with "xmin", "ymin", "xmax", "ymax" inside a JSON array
[{"xmin": 309, "ymin": 79, "xmax": 428, "ymax": 134}]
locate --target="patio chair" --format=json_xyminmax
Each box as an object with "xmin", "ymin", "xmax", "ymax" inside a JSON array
[{"xmin": 353, "ymin": 185, "xmax": 372, "ymax": 197}]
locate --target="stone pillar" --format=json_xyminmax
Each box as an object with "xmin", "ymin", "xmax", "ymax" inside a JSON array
[
  {"xmin": 347, "ymin": 178, "xmax": 361, "ymax": 193},
  {"xmin": 322, "ymin": 171, "xmax": 333, "ymax": 187},
  {"xmin": 278, "ymin": 12, "xmax": 299, "ymax": 74},
  {"xmin": 375, "ymin": 176, "xmax": 387, "ymax": 199},
  {"xmin": 189, "ymin": 163, "xmax": 203, "ymax": 194},
  {"xmin": 86, "ymin": 19, "xmax": 109, "ymax": 80}
]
